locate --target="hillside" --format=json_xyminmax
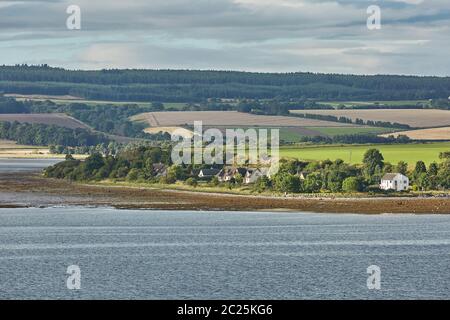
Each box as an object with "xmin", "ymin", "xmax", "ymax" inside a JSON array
[{"xmin": 1, "ymin": 65, "xmax": 450, "ymax": 102}]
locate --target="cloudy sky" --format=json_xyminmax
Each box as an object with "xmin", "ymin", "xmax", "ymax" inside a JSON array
[{"xmin": 0, "ymin": 0, "xmax": 449, "ymax": 75}]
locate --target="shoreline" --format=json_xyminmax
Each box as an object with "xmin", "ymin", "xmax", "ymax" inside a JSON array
[{"xmin": 0, "ymin": 173, "xmax": 449, "ymax": 214}]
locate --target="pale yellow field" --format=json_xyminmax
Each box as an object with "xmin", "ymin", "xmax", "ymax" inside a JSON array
[
  {"xmin": 290, "ymin": 109, "xmax": 450, "ymax": 128},
  {"xmin": 4, "ymin": 94, "xmax": 82, "ymax": 101},
  {"xmin": 0, "ymin": 139, "xmax": 49, "ymax": 158},
  {"xmin": 382, "ymin": 127, "xmax": 450, "ymax": 140},
  {"xmin": 0, "ymin": 113, "xmax": 90, "ymax": 130},
  {"xmin": 132, "ymin": 111, "xmax": 357, "ymax": 127},
  {"xmin": 144, "ymin": 126, "xmax": 194, "ymax": 138},
  {"xmin": 0, "ymin": 139, "xmax": 87, "ymax": 159}
]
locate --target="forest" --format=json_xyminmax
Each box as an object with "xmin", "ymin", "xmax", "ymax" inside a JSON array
[
  {"xmin": 0, "ymin": 96, "xmax": 171, "ymax": 140},
  {"xmin": 0, "ymin": 121, "xmax": 110, "ymax": 147},
  {"xmin": 2, "ymin": 65, "xmax": 450, "ymax": 102}
]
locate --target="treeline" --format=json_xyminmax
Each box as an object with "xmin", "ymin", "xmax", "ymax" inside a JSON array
[
  {"xmin": 45, "ymin": 145, "xmax": 173, "ymax": 181},
  {"xmin": 49, "ymin": 142, "xmax": 122, "ymax": 156},
  {"xmin": 0, "ymin": 121, "xmax": 110, "ymax": 147},
  {"xmin": 0, "ymin": 97, "xmax": 171, "ymax": 140},
  {"xmin": 330, "ymin": 99, "xmax": 450, "ymax": 110},
  {"xmin": 44, "ymin": 145, "xmax": 450, "ymax": 193},
  {"xmin": 297, "ymin": 134, "xmax": 411, "ymax": 144},
  {"xmin": 292, "ymin": 112, "xmax": 411, "ymax": 129},
  {"xmin": 2, "ymin": 65, "xmax": 450, "ymax": 101}
]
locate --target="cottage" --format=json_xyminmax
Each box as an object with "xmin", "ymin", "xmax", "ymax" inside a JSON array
[
  {"xmin": 198, "ymin": 168, "xmax": 221, "ymax": 180},
  {"xmin": 217, "ymin": 167, "xmax": 247, "ymax": 182},
  {"xmin": 380, "ymin": 173, "xmax": 409, "ymax": 191},
  {"xmin": 152, "ymin": 163, "xmax": 167, "ymax": 178},
  {"xmin": 245, "ymin": 168, "xmax": 269, "ymax": 184}
]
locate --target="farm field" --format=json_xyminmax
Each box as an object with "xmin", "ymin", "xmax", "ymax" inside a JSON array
[
  {"xmin": 205, "ymin": 126, "xmax": 393, "ymax": 143},
  {"xmin": 318, "ymin": 100, "xmax": 430, "ymax": 108},
  {"xmin": 132, "ymin": 111, "xmax": 358, "ymax": 127},
  {"xmin": 0, "ymin": 139, "xmax": 87, "ymax": 158},
  {"xmin": 280, "ymin": 142, "xmax": 450, "ymax": 165},
  {"xmin": 0, "ymin": 139, "xmax": 50, "ymax": 158},
  {"xmin": 144, "ymin": 126, "xmax": 193, "ymax": 138},
  {"xmin": 0, "ymin": 113, "xmax": 90, "ymax": 129},
  {"xmin": 5, "ymin": 94, "xmax": 187, "ymax": 109},
  {"xmin": 381, "ymin": 127, "xmax": 450, "ymax": 141},
  {"xmin": 290, "ymin": 109, "xmax": 450, "ymax": 128},
  {"xmin": 309, "ymin": 126, "xmax": 393, "ymax": 137}
]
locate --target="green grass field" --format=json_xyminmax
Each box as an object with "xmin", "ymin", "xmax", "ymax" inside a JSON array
[
  {"xmin": 309, "ymin": 127, "xmax": 394, "ymax": 136},
  {"xmin": 280, "ymin": 142, "xmax": 450, "ymax": 165},
  {"xmin": 279, "ymin": 126, "xmax": 394, "ymax": 142}
]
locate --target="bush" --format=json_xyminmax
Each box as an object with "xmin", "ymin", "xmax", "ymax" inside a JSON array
[
  {"xmin": 126, "ymin": 168, "xmax": 140, "ymax": 181},
  {"xmin": 342, "ymin": 177, "xmax": 362, "ymax": 192},
  {"xmin": 185, "ymin": 177, "xmax": 198, "ymax": 187}
]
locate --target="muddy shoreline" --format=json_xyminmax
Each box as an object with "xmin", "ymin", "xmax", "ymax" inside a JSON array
[{"xmin": 0, "ymin": 173, "xmax": 449, "ymax": 214}]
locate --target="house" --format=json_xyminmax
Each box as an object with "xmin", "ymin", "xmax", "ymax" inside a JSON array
[
  {"xmin": 217, "ymin": 167, "xmax": 247, "ymax": 182},
  {"xmin": 245, "ymin": 168, "xmax": 269, "ymax": 184},
  {"xmin": 152, "ymin": 163, "xmax": 167, "ymax": 178},
  {"xmin": 198, "ymin": 168, "xmax": 221, "ymax": 180},
  {"xmin": 380, "ymin": 173, "xmax": 409, "ymax": 191}
]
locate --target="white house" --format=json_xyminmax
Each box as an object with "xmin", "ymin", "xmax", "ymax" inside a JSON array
[
  {"xmin": 244, "ymin": 168, "xmax": 269, "ymax": 184},
  {"xmin": 217, "ymin": 167, "xmax": 247, "ymax": 182},
  {"xmin": 380, "ymin": 173, "xmax": 409, "ymax": 191}
]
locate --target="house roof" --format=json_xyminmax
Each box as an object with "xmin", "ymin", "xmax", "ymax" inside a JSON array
[
  {"xmin": 199, "ymin": 168, "xmax": 221, "ymax": 176},
  {"xmin": 231, "ymin": 167, "xmax": 247, "ymax": 176},
  {"xmin": 152, "ymin": 163, "xmax": 167, "ymax": 173},
  {"xmin": 382, "ymin": 173, "xmax": 401, "ymax": 181}
]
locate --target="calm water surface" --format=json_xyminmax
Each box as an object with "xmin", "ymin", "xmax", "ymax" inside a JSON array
[
  {"xmin": 0, "ymin": 158, "xmax": 61, "ymax": 173},
  {"xmin": 0, "ymin": 207, "xmax": 449, "ymax": 299}
]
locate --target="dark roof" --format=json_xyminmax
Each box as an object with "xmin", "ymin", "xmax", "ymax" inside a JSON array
[
  {"xmin": 232, "ymin": 167, "xmax": 247, "ymax": 176},
  {"xmin": 199, "ymin": 169, "xmax": 221, "ymax": 176}
]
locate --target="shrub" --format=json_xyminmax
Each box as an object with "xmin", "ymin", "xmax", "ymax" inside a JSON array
[{"xmin": 185, "ymin": 177, "xmax": 198, "ymax": 187}]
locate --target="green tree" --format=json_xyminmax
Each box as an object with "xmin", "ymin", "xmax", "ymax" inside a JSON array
[
  {"xmin": 303, "ymin": 172, "xmax": 322, "ymax": 193},
  {"xmin": 428, "ymin": 162, "xmax": 439, "ymax": 176},
  {"xmin": 126, "ymin": 168, "xmax": 140, "ymax": 181},
  {"xmin": 342, "ymin": 177, "xmax": 362, "ymax": 193},
  {"xmin": 363, "ymin": 149, "xmax": 384, "ymax": 183},
  {"xmin": 234, "ymin": 173, "xmax": 243, "ymax": 185},
  {"xmin": 273, "ymin": 174, "xmax": 301, "ymax": 193},
  {"xmin": 395, "ymin": 161, "xmax": 408, "ymax": 175},
  {"xmin": 254, "ymin": 176, "xmax": 271, "ymax": 193},
  {"xmin": 413, "ymin": 161, "xmax": 427, "ymax": 181}
]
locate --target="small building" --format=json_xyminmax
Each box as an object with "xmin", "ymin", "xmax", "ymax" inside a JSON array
[
  {"xmin": 217, "ymin": 167, "xmax": 247, "ymax": 182},
  {"xmin": 152, "ymin": 163, "xmax": 167, "ymax": 178},
  {"xmin": 245, "ymin": 168, "xmax": 269, "ymax": 184},
  {"xmin": 198, "ymin": 168, "xmax": 221, "ymax": 180},
  {"xmin": 380, "ymin": 173, "xmax": 409, "ymax": 191}
]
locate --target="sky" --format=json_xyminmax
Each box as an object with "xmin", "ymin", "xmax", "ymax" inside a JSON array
[{"xmin": 0, "ymin": 0, "xmax": 449, "ymax": 75}]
